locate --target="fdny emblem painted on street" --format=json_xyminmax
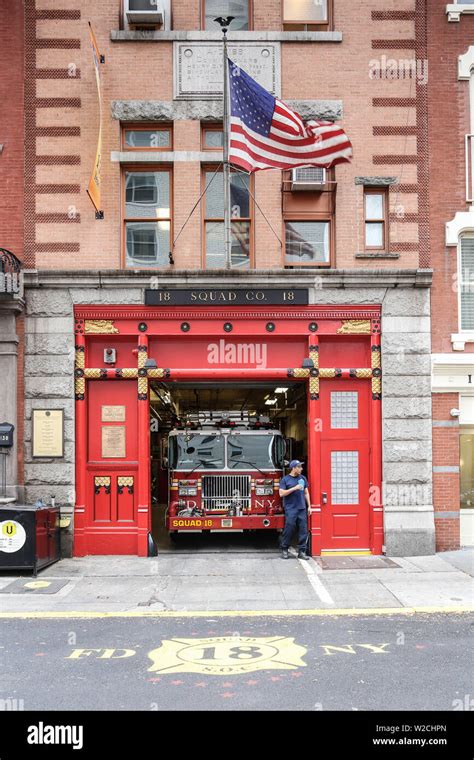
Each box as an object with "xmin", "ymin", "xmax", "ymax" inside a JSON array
[{"xmin": 147, "ymin": 636, "xmax": 307, "ymax": 675}]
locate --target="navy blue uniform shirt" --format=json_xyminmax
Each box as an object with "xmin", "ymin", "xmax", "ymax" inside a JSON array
[{"xmin": 279, "ymin": 474, "xmax": 308, "ymax": 512}]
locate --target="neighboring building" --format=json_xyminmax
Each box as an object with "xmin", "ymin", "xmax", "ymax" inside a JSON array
[
  {"xmin": 429, "ymin": 1, "xmax": 474, "ymax": 549},
  {"xmin": 0, "ymin": 0, "xmax": 24, "ymax": 509},
  {"xmin": 2, "ymin": 0, "xmax": 436, "ymax": 558}
]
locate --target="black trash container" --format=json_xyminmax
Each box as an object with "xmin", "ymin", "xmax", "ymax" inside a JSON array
[{"xmin": 0, "ymin": 503, "xmax": 60, "ymax": 575}]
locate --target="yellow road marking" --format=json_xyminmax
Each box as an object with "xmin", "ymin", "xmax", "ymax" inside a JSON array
[
  {"xmin": 0, "ymin": 606, "xmax": 472, "ymax": 619},
  {"xmin": 23, "ymin": 581, "xmax": 51, "ymax": 589}
]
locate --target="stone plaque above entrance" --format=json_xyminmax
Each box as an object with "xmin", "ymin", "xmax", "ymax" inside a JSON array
[
  {"xmin": 145, "ymin": 288, "xmax": 308, "ymax": 305},
  {"xmin": 174, "ymin": 41, "xmax": 280, "ymax": 100}
]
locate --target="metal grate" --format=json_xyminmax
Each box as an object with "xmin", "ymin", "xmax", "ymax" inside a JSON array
[
  {"xmin": 331, "ymin": 451, "xmax": 359, "ymax": 505},
  {"xmin": 0, "ymin": 249, "xmax": 21, "ymax": 295},
  {"xmin": 201, "ymin": 475, "xmax": 251, "ymax": 512}
]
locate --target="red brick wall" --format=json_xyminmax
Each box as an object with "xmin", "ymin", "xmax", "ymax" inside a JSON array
[
  {"xmin": 428, "ymin": 1, "xmax": 474, "ymax": 354},
  {"xmin": 23, "ymin": 0, "xmax": 427, "ymax": 272},
  {"xmin": 432, "ymin": 393, "xmax": 461, "ymax": 551},
  {"xmin": 0, "ymin": 0, "xmax": 24, "ymax": 260}
]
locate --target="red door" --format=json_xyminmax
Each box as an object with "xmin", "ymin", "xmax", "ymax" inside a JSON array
[
  {"xmin": 83, "ymin": 380, "xmax": 140, "ymax": 554},
  {"xmin": 320, "ymin": 380, "xmax": 371, "ymax": 551}
]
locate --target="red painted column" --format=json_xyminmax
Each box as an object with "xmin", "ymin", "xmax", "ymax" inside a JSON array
[
  {"xmin": 370, "ymin": 334, "xmax": 383, "ymax": 554},
  {"xmin": 307, "ymin": 336, "xmax": 321, "ymax": 555},
  {"xmin": 137, "ymin": 334, "xmax": 150, "ymax": 556},
  {"xmin": 74, "ymin": 333, "xmax": 87, "ymax": 556}
]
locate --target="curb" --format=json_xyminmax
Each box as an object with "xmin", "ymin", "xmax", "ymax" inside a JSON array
[{"xmin": 0, "ymin": 606, "xmax": 473, "ymax": 619}]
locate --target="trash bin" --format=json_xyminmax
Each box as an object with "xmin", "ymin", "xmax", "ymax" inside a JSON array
[{"xmin": 0, "ymin": 501, "xmax": 60, "ymax": 575}]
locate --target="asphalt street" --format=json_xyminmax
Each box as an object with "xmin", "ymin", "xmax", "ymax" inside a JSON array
[{"xmin": 0, "ymin": 612, "xmax": 472, "ymax": 712}]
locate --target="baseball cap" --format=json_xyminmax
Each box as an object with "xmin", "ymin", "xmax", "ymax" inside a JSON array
[{"xmin": 289, "ymin": 459, "xmax": 304, "ymax": 469}]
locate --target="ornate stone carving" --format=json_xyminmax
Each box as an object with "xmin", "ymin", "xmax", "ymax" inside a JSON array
[
  {"xmin": 84, "ymin": 320, "xmax": 119, "ymax": 334},
  {"xmin": 337, "ymin": 320, "xmax": 371, "ymax": 334}
]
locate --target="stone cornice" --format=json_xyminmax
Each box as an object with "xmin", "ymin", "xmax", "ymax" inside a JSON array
[
  {"xmin": 111, "ymin": 99, "xmax": 343, "ymax": 121},
  {"xmin": 23, "ymin": 269, "xmax": 433, "ymax": 289},
  {"xmin": 110, "ymin": 30, "xmax": 343, "ymax": 43}
]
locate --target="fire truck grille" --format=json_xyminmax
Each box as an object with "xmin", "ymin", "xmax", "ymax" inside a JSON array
[{"xmin": 201, "ymin": 475, "xmax": 252, "ymax": 512}]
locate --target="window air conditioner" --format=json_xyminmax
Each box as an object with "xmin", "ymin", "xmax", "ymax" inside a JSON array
[
  {"xmin": 125, "ymin": 0, "xmax": 164, "ymax": 26},
  {"xmin": 291, "ymin": 166, "xmax": 326, "ymax": 191}
]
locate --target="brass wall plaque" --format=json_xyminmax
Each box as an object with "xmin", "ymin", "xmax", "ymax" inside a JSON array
[
  {"xmin": 102, "ymin": 426, "xmax": 126, "ymax": 458},
  {"xmin": 101, "ymin": 405, "xmax": 126, "ymax": 422},
  {"xmin": 32, "ymin": 410, "xmax": 64, "ymax": 458}
]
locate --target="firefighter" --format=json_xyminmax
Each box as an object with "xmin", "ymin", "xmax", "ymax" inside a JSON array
[{"xmin": 279, "ymin": 460, "xmax": 311, "ymax": 560}]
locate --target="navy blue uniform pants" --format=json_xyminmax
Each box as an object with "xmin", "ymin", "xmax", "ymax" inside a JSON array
[{"xmin": 281, "ymin": 508, "xmax": 308, "ymax": 551}]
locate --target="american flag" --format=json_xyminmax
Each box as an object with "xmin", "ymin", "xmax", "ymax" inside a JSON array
[{"xmin": 228, "ymin": 59, "xmax": 353, "ymax": 173}]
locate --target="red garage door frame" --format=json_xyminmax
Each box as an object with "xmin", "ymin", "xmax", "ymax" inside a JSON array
[{"xmin": 73, "ymin": 305, "xmax": 383, "ymax": 557}]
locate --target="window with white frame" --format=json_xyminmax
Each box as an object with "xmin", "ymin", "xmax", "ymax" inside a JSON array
[
  {"xmin": 124, "ymin": 169, "xmax": 171, "ymax": 268},
  {"xmin": 459, "ymin": 235, "xmax": 474, "ymax": 330}
]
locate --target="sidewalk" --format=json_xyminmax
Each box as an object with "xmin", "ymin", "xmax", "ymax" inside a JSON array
[{"xmin": 0, "ymin": 549, "xmax": 472, "ymax": 616}]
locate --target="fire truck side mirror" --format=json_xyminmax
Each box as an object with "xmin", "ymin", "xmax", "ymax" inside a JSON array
[{"xmin": 162, "ymin": 456, "xmax": 169, "ymax": 468}]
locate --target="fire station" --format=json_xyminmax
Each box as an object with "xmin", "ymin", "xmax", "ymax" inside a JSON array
[
  {"xmin": 18, "ymin": 270, "xmax": 433, "ymax": 559},
  {"xmin": 0, "ymin": 0, "xmax": 440, "ymax": 560}
]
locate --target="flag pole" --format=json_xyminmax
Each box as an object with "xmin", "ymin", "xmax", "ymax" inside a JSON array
[{"xmin": 215, "ymin": 16, "xmax": 234, "ymax": 269}]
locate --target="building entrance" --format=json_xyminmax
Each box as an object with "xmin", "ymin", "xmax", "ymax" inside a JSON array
[{"xmin": 73, "ymin": 304, "xmax": 382, "ymax": 557}]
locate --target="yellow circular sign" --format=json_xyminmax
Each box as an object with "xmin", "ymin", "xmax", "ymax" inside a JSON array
[{"xmin": 2, "ymin": 522, "xmax": 16, "ymax": 537}]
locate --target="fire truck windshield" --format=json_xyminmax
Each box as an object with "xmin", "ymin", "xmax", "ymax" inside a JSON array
[
  {"xmin": 228, "ymin": 434, "xmax": 281, "ymax": 470},
  {"xmin": 171, "ymin": 431, "xmax": 285, "ymax": 471},
  {"xmin": 174, "ymin": 433, "xmax": 225, "ymax": 471}
]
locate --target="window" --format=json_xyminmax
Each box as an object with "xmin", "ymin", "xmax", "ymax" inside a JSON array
[
  {"xmin": 283, "ymin": 0, "xmax": 331, "ymax": 30},
  {"xmin": 364, "ymin": 189, "xmax": 387, "ymax": 250},
  {"xmin": 202, "ymin": 1, "xmax": 249, "ymax": 30},
  {"xmin": 122, "ymin": 125, "xmax": 172, "ymax": 151},
  {"xmin": 203, "ymin": 168, "xmax": 252, "ymax": 269},
  {"xmin": 285, "ymin": 220, "xmax": 330, "ymax": 266},
  {"xmin": 202, "ymin": 124, "xmax": 224, "ymax": 150},
  {"xmin": 459, "ymin": 236, "xmax": 474, "ymax": 330},
  {"xmin": 124, "ymin": 169, "xmax": 171, "ymax": 268},
  {"xmin": 460, "ymin": 433, "xmax": 474, "ymax": 508}
]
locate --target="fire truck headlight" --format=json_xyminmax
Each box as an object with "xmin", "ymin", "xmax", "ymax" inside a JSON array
[
  {"xmin": 256, "ymin": 487, "xmax": 273, "ymax": 495},
  {"xmin": 178, "ymin": 487, "xmax": 198, "ymax": 496}
]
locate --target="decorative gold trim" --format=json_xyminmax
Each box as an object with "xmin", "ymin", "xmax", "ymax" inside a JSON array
[
  {"xmin": 372, "ymin": 377, "xmax": 382, "ymax": 394},
  {"xmin": 122, "ymin": 368, "xmax": 138, "ymax": 378},
  {"xmin": 354, "ymin": 368, "xmax": 372, "ymax": 379},
  {"xmin": 118, "ymin": 476, "xmax": 134, "ymax": 487},
  {"xmin": 138, "ymin": 377, "xmax": 148, "ymax": 395},
  {"xmin": 309, "ymin": 376, "xmax": 319, "ymax": 397},
  {"xmin": 319, "ymin": 368, "xmax": 336, "ymax": 378},
  {"xmin": 371, "ymin": 348, "xmax": 381, "ymax": 369},
  {"xmin": 147, "ymin": 368, "xmax": 168, "ymax": 378},
  {"xmin": 84, "ymin": 368, "xmax": 102, "ymax": 379},
  {"xmin": 337, "ymin": 320, "xmax": 371, "ymax": 335},
  {"xmin": 94, "ymin": 476, "xmax": 111, "ymax": 487},
  {"xmin": 84, "ymin": 320, "xmax": 119, "ymax": 334},
  {"xmin": 75, "ymin": 348, "xmax": 85, "ymax": 370},
  {"xmin": 138, "ymin": 349, "xmax": 148, "ymax": 369},
  {"xmin": 75, "ymin": 377, "xmax": 85, "ymax": 395},
  {"xmin": 291, "ymin": 368, "xmax": 310, "ymax": 378},
  {"xmin": 309, "ymin": 348, "xmax": 319, "ymax": 368}
]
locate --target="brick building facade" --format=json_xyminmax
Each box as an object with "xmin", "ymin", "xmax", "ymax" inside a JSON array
[
  {"xmin": 1, "ymin": 0, "xmax": 448, "ymax": 557},
  {"xmin": 429, "ymin": 0, "xmax": 474, "ymax": 549}
]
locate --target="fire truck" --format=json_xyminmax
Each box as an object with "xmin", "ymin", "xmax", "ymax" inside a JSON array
[{"xmin": 165, "ymin": 412, "xmax": 287, "ymax": 536}]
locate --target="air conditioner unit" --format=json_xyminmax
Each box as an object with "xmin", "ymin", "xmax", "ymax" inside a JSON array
[
  {"xmin": 291, "ymin": 166, "xmax": 326, "ymax": 191},
  {"xmin": 125, "ymin": 0, "xmax": 164, "ymax": 25}
]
